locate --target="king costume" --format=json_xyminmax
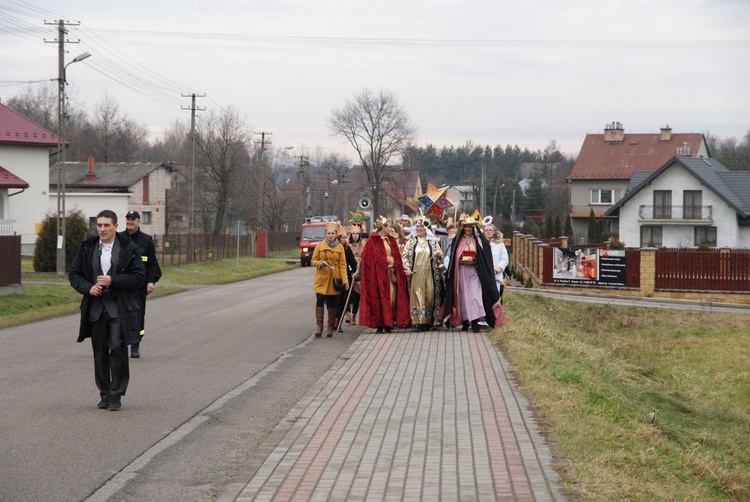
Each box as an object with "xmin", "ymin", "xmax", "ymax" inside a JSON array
[
  {"xmin": 401, "ymin": 223, "xmax": 444, "ymax": 330},
  {"xmin": 358, "ymin": 220, "xmax": 410, "ymax": 331},
  {"xmin": 441, "ymin": 217, "xmax": 500, "ymax": 329}
]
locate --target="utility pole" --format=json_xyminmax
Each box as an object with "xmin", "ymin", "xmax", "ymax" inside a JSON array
[
  {"xmin": 297, "ymin": 155, "xmax": 311, "ymax": 218},
  {"xmin": 254, "ymin": 131, "xmax": 272, "ymax": 229},
  {"xmin": 181, "ymin": 93, "xmax": 205, "ymax": 263},
  {"xmin": 45, "ymin": 19, "xmax": 79, "ymax": 275}
]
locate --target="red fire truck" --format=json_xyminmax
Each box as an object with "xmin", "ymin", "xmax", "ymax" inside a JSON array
[{"xmin": 299, "ymin": 216, "xmax": 338, "ymax": 266}]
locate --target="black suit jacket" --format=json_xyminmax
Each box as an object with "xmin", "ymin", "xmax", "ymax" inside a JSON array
[{"xmin": 69, "ymin": 233, "xmax": 146, "ymax": 345}]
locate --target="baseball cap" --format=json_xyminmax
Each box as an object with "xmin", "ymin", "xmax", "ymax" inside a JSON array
[{"xmin": 125, "ymin": 210, "xmax": 140, "ymax": 219}]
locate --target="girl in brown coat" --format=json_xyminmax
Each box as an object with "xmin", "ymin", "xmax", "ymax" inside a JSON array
[{"xmin": 311, "ymin": 221, "xmax": 349, "ymax": 337}]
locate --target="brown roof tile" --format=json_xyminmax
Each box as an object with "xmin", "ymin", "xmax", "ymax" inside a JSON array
[{"xmin": 569, "ymin": 132, "xmax": 705, "ymax": 180}]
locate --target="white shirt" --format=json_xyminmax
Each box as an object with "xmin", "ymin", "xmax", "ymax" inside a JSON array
[{"xmin": 100, "ymin": 241, "xmax": 113, "ymax": 275}]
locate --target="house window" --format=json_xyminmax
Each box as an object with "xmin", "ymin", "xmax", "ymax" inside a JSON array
[
  {"xmin": 653, "ymin": 190, "xmax": 672, "ymax": 219},
  {"xmin": 683, "ymin": 190, "xmax": 702, "ymax": 219},
  {"xmin": 88, "ymin": 217, "xmax": 97, "ymax": 236},
  {"xmin": 695, "ymin": 227, "xmax": 717, "ymax": 247},
  {"xmin": 591, "ymin": 189, "xmax": 622, "ymax": 205},
  {"xmin": 142, "ymin": 211, "xmax": 152, "ymax": 225},
  {"xmin": 640, "ymin": 226, "xmax": 662, "ymax": 247}
]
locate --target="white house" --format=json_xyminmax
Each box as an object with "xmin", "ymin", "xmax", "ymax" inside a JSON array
[
  {"xmin": 49, "ymin": 158, "xmax": 186, "ymax": 241},
  {"xmin": 0, "ymin": 103, "xmax": 58, "ymax": 254},
  {"xmin": 568, "ymin": 122, "xmax": 708, "ymax": 243},
  {"xmin": 605, "ymin": 156, "xmax": 750, "ymax": 248}
]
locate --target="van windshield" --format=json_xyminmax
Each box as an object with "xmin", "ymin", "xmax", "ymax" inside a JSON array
[{"xmin": 302, "ymin": 226, "xmax": 327, "ymax": 240}]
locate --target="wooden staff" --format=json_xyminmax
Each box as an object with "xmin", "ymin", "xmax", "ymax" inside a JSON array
[{"xmin": 335, "ymin": 262, "xmax": 359, "ymax": 336}]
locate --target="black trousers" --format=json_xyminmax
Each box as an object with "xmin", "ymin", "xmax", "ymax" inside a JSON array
[
  {"xmin": 132, "ymin": 289, "xmax": 147, "ymax": 348},
  {"xmin": 90, "ymin": 311, "xmax": 130, "ymax": 399}
]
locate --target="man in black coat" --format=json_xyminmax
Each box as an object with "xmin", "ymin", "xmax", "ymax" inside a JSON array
[
  {"xmin": 122, "ymin": 210, "xmax": 162, "ymax": 358},
  {"xmin": 69, "ymin": 210, "xmax": 146, "ymax": 411}
]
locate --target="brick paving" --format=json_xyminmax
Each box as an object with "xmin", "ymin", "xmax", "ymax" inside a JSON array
[{"xmin": 227, "ymin": 327, "xmax": 566, "ymax": 501}]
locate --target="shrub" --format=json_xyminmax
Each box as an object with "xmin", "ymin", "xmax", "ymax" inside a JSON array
[{"xmin": 33, "ymin": 210, "xmax": 90, "ymax": 272}]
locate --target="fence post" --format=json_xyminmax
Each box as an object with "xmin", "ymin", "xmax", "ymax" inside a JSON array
[
  {"xmin": 640, "ymin": 247, "xmax": 657, "ymax": 296},
  {"xmin": 539, "ymin": 243, "xmax": 549, "ymax": 283}
]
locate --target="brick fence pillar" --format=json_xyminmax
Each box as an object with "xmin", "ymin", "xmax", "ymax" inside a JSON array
[{"xmin": 640, "ymin": 247, "xmax": 657, "ymax": 296}]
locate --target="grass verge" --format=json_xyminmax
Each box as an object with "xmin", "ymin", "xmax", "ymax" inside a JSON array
[{"xmin": 491, "ymin": 293, "xmax": 750, "ymax": 501}]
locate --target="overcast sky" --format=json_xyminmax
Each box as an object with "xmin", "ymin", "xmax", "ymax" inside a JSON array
[{"xmin": 1, "ymin": 0, "xmax": 748, "ymax": 162}]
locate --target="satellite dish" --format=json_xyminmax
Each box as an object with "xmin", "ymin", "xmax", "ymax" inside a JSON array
[{"xmin": 359, "ymin": 197, "xmax": 371, "ymax": 209}]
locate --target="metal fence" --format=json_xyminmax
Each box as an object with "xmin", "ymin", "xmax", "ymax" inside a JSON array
[
  {"xmin": 655, "ymin": 248, "xmax": 750, "ymax": 292},
  {"xmin": 154, "ymin": 233, "xmax": 251, "ymax": 266}
]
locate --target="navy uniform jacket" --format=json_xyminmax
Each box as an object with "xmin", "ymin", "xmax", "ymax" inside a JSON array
[
  {"xmin": 123, "ymin": 228, "xmax": 162, "ymax": 287},
  {"xmin": 68, "ymin": 233, "xmax": 146, "ymax": 345}
]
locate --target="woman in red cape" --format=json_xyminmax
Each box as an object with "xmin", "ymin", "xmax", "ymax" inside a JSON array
[{"xmin": 358, "ymin": 216, "xmax": 411, "ymax": 332}]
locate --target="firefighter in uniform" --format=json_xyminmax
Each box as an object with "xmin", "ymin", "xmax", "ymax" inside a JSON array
[{"xmin": 122, "ymin": 210, "xmax": 162, "ymax": 358}]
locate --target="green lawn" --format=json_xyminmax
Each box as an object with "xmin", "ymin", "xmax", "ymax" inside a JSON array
[{"xmin": 492, "ymin": 294, "xmax": 750, "ymax": 501}]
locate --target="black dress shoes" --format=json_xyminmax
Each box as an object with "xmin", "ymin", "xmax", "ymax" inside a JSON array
[
  {"xmin": 97, "ymin": 399, "xmax": 109, "ymax": 409},
  {"xmin": 108, "ymin": 397, "xmax": 121, "ymax": 411},
  {"xmin": 376, "ymin": 327, "xmax": 383, "ymax": 333},
  {"xmin": 471, "ymin": 320, "xmax": 480, "ymax": 333},
  {"xmin": 461, "ymin": 321, "xmax": 470, "ymax": 331}
]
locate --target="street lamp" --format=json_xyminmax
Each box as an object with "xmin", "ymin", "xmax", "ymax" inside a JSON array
[{"xmin": 56, "ymin": 51, "xmax": 91, "ymax": 275}]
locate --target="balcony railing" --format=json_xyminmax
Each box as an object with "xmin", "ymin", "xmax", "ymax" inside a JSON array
[
  {"xmin": 638, "ymin": 205, "xmax": 713, "ymax": 223},
  {"xmin": 0, "ymin": 220, "xmax": 18, "ymax": 236}
]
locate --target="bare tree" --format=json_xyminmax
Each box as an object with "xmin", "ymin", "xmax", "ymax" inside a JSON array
[
  {"xmin": 328, "ymin": 88, "xmax": 417, "ymax": 217},
  {"xmin": 194, "ymin": 106, "xmax": 252, "ymax": 234},
  {"xmin": 145, "ymin": 120, "xmax": 190, "ymax": 164},
  {"xmin": 5, "ymin": 83, "xmax": 58, "ymax": 131}
]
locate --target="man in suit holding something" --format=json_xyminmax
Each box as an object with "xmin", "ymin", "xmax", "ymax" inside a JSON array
[{"xmin": 69, "ymin": 210, "xmax": 145, "ymax": 410}]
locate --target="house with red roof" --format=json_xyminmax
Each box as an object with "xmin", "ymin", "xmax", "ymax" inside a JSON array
[
  {"xmin": 0, "ymin": 103, "xmax": 58, "ymax": 254},
  {"xmin": 567, "ymin": 122, "xmax": 708, "ymax": 243}
]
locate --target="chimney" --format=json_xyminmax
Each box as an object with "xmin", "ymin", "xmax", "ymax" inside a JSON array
[
  {"xmin": 603, "ymin": 121, "xmax": 625, "ymax": 143},
  {"xmin": 660, "ymin": 124, "xmax": 672, "ymax": 141},
  {"xmin": 84, "ymin": 156, "xmax": 97, "ymax": 182}
]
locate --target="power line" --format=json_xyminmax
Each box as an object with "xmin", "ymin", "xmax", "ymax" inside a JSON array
[{"xmin": 78, "ymin": 29, "xmax": 750, "ymax": 49}]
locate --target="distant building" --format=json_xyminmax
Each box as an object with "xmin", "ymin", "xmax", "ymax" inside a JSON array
[
  {"xmin": 567, "ymin": 122, "xmax": 707, "ymax": 242},
  {"xmin": 49, "ymin": 158, "xmax": 186, "ymax": 242}
]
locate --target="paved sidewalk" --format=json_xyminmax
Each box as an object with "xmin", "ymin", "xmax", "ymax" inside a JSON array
[{"xmin": 220, "ymin": 327, "xmax": 566, "ymax": 501}]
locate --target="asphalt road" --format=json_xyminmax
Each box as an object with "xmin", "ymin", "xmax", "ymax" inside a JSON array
[{"xmin": 0, "ymin": 266, "xmax": 363, "ymax": 502}]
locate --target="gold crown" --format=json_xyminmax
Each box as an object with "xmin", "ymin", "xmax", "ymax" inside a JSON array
[
  {"xmin": 374, "ymin": 215, "xmax": 389, "ymax": 229},
  {"xmin": 461, "ymin": 213, "xmax": 478, "ymax": 226}
]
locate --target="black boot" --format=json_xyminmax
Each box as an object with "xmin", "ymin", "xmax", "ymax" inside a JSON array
[
  {"xmin": 471, "ymin": 320, "xmax": 480, "ymax": 333},
  {"xmin": 461, "ymin": 320, "xmax": 469, "ymax": 331}
]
